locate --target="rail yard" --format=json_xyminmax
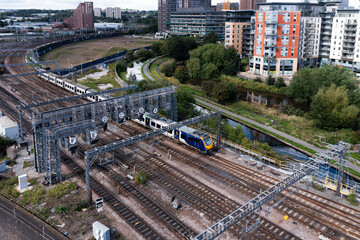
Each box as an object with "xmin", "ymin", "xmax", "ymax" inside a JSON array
[{"xmin": 0, "ymin": 34, "xmax": 360, "ymax": 240}]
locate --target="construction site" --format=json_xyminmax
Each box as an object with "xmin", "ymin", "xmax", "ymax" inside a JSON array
[{"xmin": 0, "ymin": 32, "xmax": 360, "ymax": 240}]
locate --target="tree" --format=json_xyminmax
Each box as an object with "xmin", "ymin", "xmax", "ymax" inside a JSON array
[
  {"xmin": 202, "ymin": 80, "xmax": 217, "ymax": 96},
  {"xmin": 202, "ymin": 63, "xmax": 220, "ymax": 80},
  {"xmin": 176, "ymin": 88, "xmax": 198, "ymax": 121},
  {"xmin": 151, "ymin": 41, "xmax": 164, "ymax": 55},
  {"xmin": 203, "ymin": 31, "xmax": 219, "ymax": 44},
  {"xmin": 163, "ymin": 36, "xmax": 190, "ymax": 61},
  {"xmin": 125, "ymin": 50, "xmax": 134, "ymax": 63},
  {"xmin": 266, "ymin": 75, "xmax": 275, "ymax": 85},
  {"xmin": 288, "ymin": 65, "xmax": 357, "ymax": 104},
  {"xmin": 275, "ymin": 77, "xmax": 286, "ymax": 88},
  {"xmin": 212, "ymin": 81, "xmax": 237, "ymax": 104},
  {"xmin": 187, "ymin": 58, "xmax": 201, "ymax": 79},
  {"xmin": 116, "ymin": 61, "xmax": 127, "ymax": 76},
  {"xmin": 160, "ymin": 62, "xmax": 176, "ymax": 77},
  {"xmin": 174, "ymin": 66, "xmax": 190, "ymax": 84},
  {"xmin": 310, "ymin": 84, "xmax": 359, "ymax": 130},
  {"xmin": 134, "ymin": 49, "xmax": 154, "ymax": 60}
]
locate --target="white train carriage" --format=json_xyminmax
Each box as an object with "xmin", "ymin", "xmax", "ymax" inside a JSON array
[{"xmin": 36, "ymin": 68, "xmax": 107, "ymax": 102}]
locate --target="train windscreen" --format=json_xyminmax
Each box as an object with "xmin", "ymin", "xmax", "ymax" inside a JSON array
[{"xmin": 204, "ymin": 136, "xmax": 212, "ymax": 146}]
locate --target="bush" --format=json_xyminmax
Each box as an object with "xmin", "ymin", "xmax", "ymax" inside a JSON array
[
  {"xmin": 266, "ymin": 75, "xmax": 275, "ymax": 86},
  {"xmin": 202, "ymin": 80, "xmax": 217, "ymax": 96},
  {"xmin": 279, "ymin": 105, "xmax": 304, "ymax": 117},
  {"xmin": 116, "ymin": 61, "xmax": 127, "ymax": 76},
  {"xmin": 134, "ymin": 49, "xmax": 154, "ymax": 61},
  {"xmin": 47, "ymin": 182, "xmax": 76, "ymax": 199},
  {"xmin": 174, "ymin": 66, "xmax": 190, "ymax": 84},
  {"xmin": 74, "ymin": 199, "xmax": 87, "ymax": 211},
  {"xmin": 151, "ymin": 41, "xmax": 164, "ymax": 55},
  {"xmin": 254, "ymin": 77, "xmax": 262, "ymax": 83},
  {"xmin": 346, "ymin": 193, "xmax": 359, "ymax": 206},
  {"xmin": 135, "ymin": 170, "xmax": 147, "ymax": 186},
  {"xmin": 275, "ymin": 77, "xmax": 286, "ymax": 88},
  {"xmin": 56, "ymin": 205, "xmax": 70, "ymax": 215},
  {"xmin": 160, "ymin": 63, "xmax": 175, "ymax": 77}
]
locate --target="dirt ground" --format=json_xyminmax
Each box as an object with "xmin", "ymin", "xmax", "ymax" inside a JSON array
[{"xmin": 41, "ymin": 35, "xmax": 156, "ymax": 69}]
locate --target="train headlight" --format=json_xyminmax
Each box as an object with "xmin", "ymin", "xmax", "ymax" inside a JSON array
[
  {"xmin": 153, "ymin": 108, "xmax": 158, "ymax": 114},
  {"xmin": 90, "ymin": 131, "xmax": 97, "ymax": 139},
  {"xmin": 69, "ymin": 137, "xmax": 77, "ymax": 145},
  {"xmin": 139, "ymin": 107, "xmax": 145, "ymax": 114},
  {"xmin": 119, "ymin": 112, "xmax": 125, "ymax": 119}
]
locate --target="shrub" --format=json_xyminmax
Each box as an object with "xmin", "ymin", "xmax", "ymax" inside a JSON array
[
  {"xmin": 47, "ymin": 182, "xmax": 76, "ymax": 199},
  {"xmin": 266, "ymin": 75, "xmax": 275, "ymax": 86},
  {"xmin": 116, "ymin": 61, "xmax": 127, "ymax": 76},
  {"xmin": 279, "ymin": 105, "xmax": 304, "ymax": 117},
  {"xmin": 160, "ymin": 63, "xmax": 176, "ymax": 77},
  {"xmin": 174, "ymin": 66, "xmax": 190, "ymax": 84},
  {"xmin": 275, "ymin": 77, "xmax": 286, "ymax": 88},
  {"xmin": 56, "ymin": 205, "xmax": 70, "ymax": 215},
  {"xmin": 254, "ymin": 77, "xmax": 262, "ymax": 83},
  {"xmin": 74, "ymin": 199, "xmax": 88, "ymax": 211},
  {"xmin": 135, "ymin": 170, "xmax": 147, "ymax": 186},
  {"xmin": 346, "ymin": 193, "xmax": 359, "ymax": 206}
]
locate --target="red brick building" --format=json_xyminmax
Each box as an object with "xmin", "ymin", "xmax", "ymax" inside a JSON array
[
  {"xmin": 240, "ymin": 0, "xmax": 265, "ymax": 10},
  {"xmin": 64, "ymin": 2, "xmax": 94, "ymax": 29}
]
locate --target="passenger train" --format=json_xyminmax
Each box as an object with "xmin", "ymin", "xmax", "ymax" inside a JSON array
[
  {"xmin": 36, "ymin": 68, "xmax": 108, "ymax": 102},
  {"xmin": 136, "ymin": 112, "xmax": 214, "ymax": 153}
]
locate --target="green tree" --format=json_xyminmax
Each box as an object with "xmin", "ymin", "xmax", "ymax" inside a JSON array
[
  {"xmin": 275, "ymin": 77, "xmax": 286, "ymax": 88},
  {"xmin": 203, "ymin": 31, "xmax": 219, "ymax": 44},
  {"xmin": 116, "ymin": 61, "xmax": 127, "ymax": 76},
  {"xmin": 160, "ymin": 62, "xmax": 176, "ymax": 77},
  {"xmin": 202, "ymin": 63, "xmax": 220, "ymax": 80},
  {"xmin": 174, "ymin": 66, "xmax": 190, "ymax": 84},
  {"xmin": 163, "ymin": 36, "xmax": 190, "ymax": 61},
  {"xmin": 134, "ymin": 49, "xmax": 153, "ymax": 60},
  {"xmin": 151, "ymin": 41, "xmax": 164, "ymax": 55},
  {"xmin": 202, "ymin": 80, "xmax": 217, "ymax": 96},
  {"xmin": 176, "ymin": 88, "xmax": 199, "ymax": 121},
  {"xmin": 125, "ymin": 50, "xmax": 134, "ymax": 63},
  {"xmin": 187, "ymin": 58, "xmax": 201, "ymax": 78},
  {"xmin": 288, "ymin": 65, "xmax": 357, "ymax": 104},
  {"xmin": 0, "ymin": 135, "xmax": 13, "ymax": 157},
  {"xmin": 310, "ymin": 84, "xmax": 359, "ymax": 130},
  {"xmin": 266, "ymin": 75, "xmax": 275, "ymax": 85},
  {"xmin": 212, "ymin": 81, "xmax": 237, "ymax": 104}
]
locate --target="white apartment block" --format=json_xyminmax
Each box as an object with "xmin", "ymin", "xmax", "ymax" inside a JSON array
[
  {"xmin": 106, "ymin": 7, "xmax": 121, "ymax": 19},
  {"xmin": 328, "ymin": 9, "xmax": 360, "ymax": 70},
  {"xmin": 94, "ymin": 8, "xmax": 102, "ymax": 17}
]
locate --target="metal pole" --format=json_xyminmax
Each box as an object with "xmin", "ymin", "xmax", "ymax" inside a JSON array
[
  {"xmin": 85, "ymin": 155, "xmax": 92, "ymax": 205},
  {"xmin": 19, "ymin": 110, "xmax": 24, "ymax": 141},
  {"xmin": 216, "ymin": 112, "xmax": 221, "ymax": 151}
]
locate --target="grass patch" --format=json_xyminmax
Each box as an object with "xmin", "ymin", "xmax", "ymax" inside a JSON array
[
  {"xmin": 56, "ymin": 205, "xmax": 71, "ymax": 215},
  {"xmin": 312, "ymin": 183, "xmax": 326, "ymax": 192},
  {"xmin": 0, "ymin": 176, "xmax": 19, "ymax": 198},
  {"xmin": 346, "ymin": 193, "xmax": 359, "ymax": 206},
  {"xmin": 79, "ymin": 62, "xmax": 121, "ymax": 91},
  {"xmin": 21, "ymin": 186, "xmax": 46, "ymax": 205},
  {"xmin": 75, "ymin": 68, "xmax": 101, "ymax": 79},
  {"xmin": 47, "ymin": 182, "xmax": 76, "ymax": 199},
  {"xmin": 349, "ymin": 152, "xmax": 360, "ymax": 161},
  {"xmin": 74, "ymin": 199, "xmax": 88, "ymax": 211},
  {"xmin": 23, "ymin": 161, "xmax": 33, "ymax": 168}
]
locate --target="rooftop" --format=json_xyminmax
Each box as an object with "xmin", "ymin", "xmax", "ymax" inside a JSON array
[{"xmin": 0, "ymin": 116, "xmax": 18, "ymax": 128}]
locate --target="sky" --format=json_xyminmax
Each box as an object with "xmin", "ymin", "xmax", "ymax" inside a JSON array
[
  {"xmin": 0, "ymin": 0, "xmax": 227, "ymax": 10},
  {"xmin": 0, "ymin": 0, "xmax": 358, "ymax": 10}
]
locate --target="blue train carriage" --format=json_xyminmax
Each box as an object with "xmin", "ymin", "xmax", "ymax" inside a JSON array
[{"xmin": 175, "ymin": 126, "xmax": 213, "ymax": 153}]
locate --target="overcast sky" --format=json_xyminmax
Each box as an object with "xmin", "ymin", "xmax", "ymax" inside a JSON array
[{"xmin": 0, "ymin": 0, "xmax": 358, "ymax": 10}]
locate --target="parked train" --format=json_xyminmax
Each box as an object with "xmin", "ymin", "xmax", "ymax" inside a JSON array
[
  {"xmin": 36, "ymin": 68, "xmax": 108, "ymax": 102},
  {"xmin": 136, "ymin": 112, "xmax": 214, "ymax": 153}
]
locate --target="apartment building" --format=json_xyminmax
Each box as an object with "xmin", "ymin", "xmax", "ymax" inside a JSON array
[
  {"xmin": 249, "ymin": 11, "xmax": 301, "ymax": 76},
  {"xmin": 64, "ymin": 2, "xmax": 94, "ymax": 29},
  {"xmin": 224, "ymin": 10, "xmax": 255, "ymax": 58},
  {"xmin": 94, "ymin": 8, "xmax": 101, "ymax": 17},
  {"xmin": 177, "ymin": 0, "xmax": 211, "ymax": 8},
  {"xmin": 158, "ymin": 0, "xmax": 177, "ymax": 32},
  {"xmin": 328, "ymin": 9, "xmax": 360, "ymax": 70},
  {"xmin": 170, "ymin": 8, "xmax": 226, "ymax": 39},
  {"xmin": 106, "ymin": 7, "xmax": 121, "ymax": 19},
  {"xmin": 240, "ymin": 0, "xmax": 266, "ymax": 10}
]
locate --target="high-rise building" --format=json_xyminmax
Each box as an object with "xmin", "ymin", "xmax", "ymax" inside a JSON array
[
  {"xmin": 249, "ymin": 11, "xmax": 301, "ymax": 76},
  {"xmin": 105, "ymin": 7, "xmax": 121, "ymax": 19},
  {"xmin": 158, "ymin": 0, "xmax": 177, "ymax": 33},
  {"xmin": 94, "ymin": 8, "xmax": 101, "ymax": 17},
  {"xmin": 216, "ymin": 2, "xmax": 240, "ymax": 11},
  {"xmin": 64, "ymin": 2, "xmax": 94, "ymax": 29},
  {"xmin": 224, "ymin": 10, "xmax": 255, "ymax": 58},
  {"xmin": 170, "ymin": 8, "xmax": 226, "ymax": 39},
  {"xmin": 177, "ymin": 0, "xmax": 211, "ymax": 8},
  {"xmin": 240, "ymin": 0, "xmax": 266, "ymax": 10}
]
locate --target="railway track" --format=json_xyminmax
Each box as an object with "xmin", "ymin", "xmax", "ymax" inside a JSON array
[
  {"xmin": 96, "ymin": 128, "xmax": 300, "ymax": 240},
  {"xmin": 60, "ymin": 152, "xmax": 163, "ymax": 240}
]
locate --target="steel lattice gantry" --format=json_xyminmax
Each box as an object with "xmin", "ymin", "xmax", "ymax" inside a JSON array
[
  {"xmin": 33, "ymin": 87, "xmax": 177, "ymax": 184},
  {"xmin": 192, "ymin": 159, "xmax": 321, "ymax": 240},
  {"xmin": 84, "ymin": 111, "xmax": 221, "ymax": 204}
]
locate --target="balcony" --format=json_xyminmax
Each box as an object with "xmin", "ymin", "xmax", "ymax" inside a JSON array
[
  {"xmin": 265, "ymin": 32, "xmax": 277, "ymax": 36},
  {"xmin": 265, "ymin": 20, "xmax": 277, "ymax": 24},
  {"xmin": 345, "ymin": 22, "xmax": 357, "ymax": 26},
  {"xmin": 321, "ymin": 31, "xmax": 332, "ymax": 35},
  {"xmin": 323, "ymin": 21, "xmax": 332, "ymax": 24},
  {"xmin": 322, "ymin": 42, "xmax": 331, "ymax": 46},
  {"xmin": 344, "ymin": 38, "xmax": 356, "ymax": 42},
  {"xmin": 264, "ymin": 43, "xmax": 276, "ymax": 47},
  {"xmin": 344, "ymin": 28, "xmax": 357, "ymax": 32},
  {"xmin": 322, "ymin": 37, "xmax": 331, "ymax": 41},
  {"xmin": 342, "ymin": 54, "xmax": 354, "ymax": 59},
  {"xmin": 343, "ymin": 50, "xmax": 354, "ymax": 54},
  {"xmin": 321, "ymin": 48, "xmax": 331, "ymax": 51},
  {"xmin": 323, "ymin": 26, "xmax": 332, "ymax": 30},
  {"xmin": 343, "ymin": 44, "xmax": 355, "ymax": 49}
]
